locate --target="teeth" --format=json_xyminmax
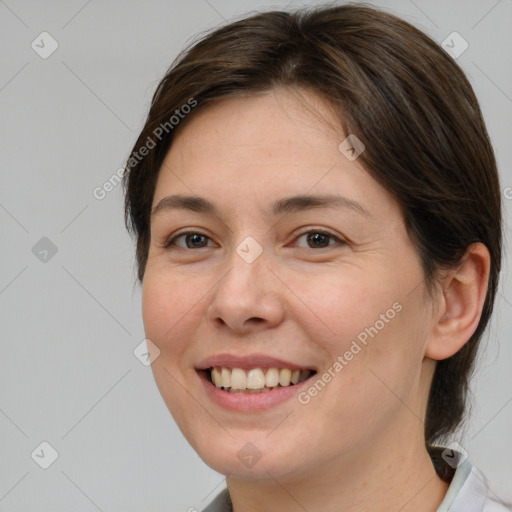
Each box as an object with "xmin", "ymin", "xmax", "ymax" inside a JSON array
[
  {"xmin": 230, "ymin": 368, "xmax": 246, "ymax": 390},
  {"xmin": 279, "ymin": 368, "xmax": 291, "ymax": 386},
  {"xmin": 221, "ymin": 367, "xmax": 231, "ymax": 388},
  {"xmin": 247, "ymin": 368, "xmax": 265, "ymax": 389},
  {"xmin": 209, "ymin": 366, "xmax": 313, "ymax": 392},
  {"xmin": 265, "ymin": 368, "xmax": 279, "ymax": 387},
  {"xmin": 212, "ymin": 367, "xmax": 222, "ymax": 387}
]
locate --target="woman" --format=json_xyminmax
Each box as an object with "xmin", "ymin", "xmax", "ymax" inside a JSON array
[{"xmin": 123, "ymin": 3, "xmax": 508, "ymax": 511}]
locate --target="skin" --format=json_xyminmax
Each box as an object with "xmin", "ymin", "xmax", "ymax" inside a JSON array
[{"xmin": 142, "ymin": 87, "xmax": 490, "ymax": 512}]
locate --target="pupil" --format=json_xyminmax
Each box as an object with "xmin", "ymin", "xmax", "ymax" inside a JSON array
[
  {"xmin": 188, "ymin": 234, "xmax": 205, "ymax": 247},
  {"xmin": 308, "ymin": 232, "xmax": 328, "ymax": 248}
]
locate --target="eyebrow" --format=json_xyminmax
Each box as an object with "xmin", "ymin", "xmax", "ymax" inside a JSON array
[{"xmin": 151, "ymin": 193, "xmax": 372, "ymax": 219}]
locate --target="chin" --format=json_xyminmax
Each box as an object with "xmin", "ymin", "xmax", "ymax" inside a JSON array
[{"xmin": 191, "ymin": 434, "xmax": 310, "ymax": 483}]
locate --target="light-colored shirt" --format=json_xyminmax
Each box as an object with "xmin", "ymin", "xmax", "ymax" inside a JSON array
[{"xmin": 202, "ymin": 455, "xmax": 511, "ymax": 512}]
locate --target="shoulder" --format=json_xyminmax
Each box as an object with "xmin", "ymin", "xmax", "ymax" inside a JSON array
[
  {"xmin": 438, "ymin": 455, "xmax": 511, "ymax": 512},
  {"xmin": 480, "ymin": 469, "xmax": 512, "ymax": 512},
  {"xmin": 484, "ymin": 501, "xmax": 512, "ymax": 512},
  {"xmin": 472, "ymin": 465, "xmax": 511, "ymax": 512},
  {"xmin": 201, "ymin": 488, "xmax": 232, "ymax": 512}
]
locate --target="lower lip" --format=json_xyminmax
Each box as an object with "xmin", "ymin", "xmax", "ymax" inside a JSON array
[{"xmin": 197, "ymin": 370, "xmax": 315, "ymax": 412}]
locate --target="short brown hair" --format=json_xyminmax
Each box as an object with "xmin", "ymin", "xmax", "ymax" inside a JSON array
[{"xmin": 123, "ymin": 2, "xmax": 502, "ymax": 465}]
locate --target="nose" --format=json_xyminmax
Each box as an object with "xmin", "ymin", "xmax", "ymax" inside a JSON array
[{"xmin": 206, "ymin": 247, "xmax": 286, "ymax": 335}]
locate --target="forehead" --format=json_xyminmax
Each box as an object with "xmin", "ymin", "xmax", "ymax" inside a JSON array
[
  {"xmin": 172, "ymin": 88, "xmax": 343, "ymax": 159},
  {"xmin": 152, "ymin": 88, "xmax": 399, "ymax": 223}
]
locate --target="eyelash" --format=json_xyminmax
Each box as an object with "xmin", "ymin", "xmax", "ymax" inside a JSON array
[{"xmin": 163, "ymin": 229, "xmax": 346, "ymax": 250}]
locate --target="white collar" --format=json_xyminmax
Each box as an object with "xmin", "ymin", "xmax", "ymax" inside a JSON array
[{"xmin": 436, "ymin": 455, "xmax": 510, "ymax": 512}]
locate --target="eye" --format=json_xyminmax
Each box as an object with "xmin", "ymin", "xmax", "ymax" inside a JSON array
[
  {"xmin": 294, "ymin": 230, "xmax": 346, "ymax": 249},
  {"xmin": 163, "ymin": 229, "xmax": 346, "ymax": 250},
  {"xmin": 164, "ymin": 231, "xmax": 215, "ymax": 249}
]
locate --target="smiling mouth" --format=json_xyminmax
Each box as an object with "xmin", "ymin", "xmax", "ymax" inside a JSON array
[{"xmin": 204, "ymin": 367, "xmax": 317, "ymax": 393}]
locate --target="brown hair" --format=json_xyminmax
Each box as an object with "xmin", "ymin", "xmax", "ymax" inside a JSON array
[{"xmin": 122, "ymin": 2, "xmax": 502, "ymax": 467}]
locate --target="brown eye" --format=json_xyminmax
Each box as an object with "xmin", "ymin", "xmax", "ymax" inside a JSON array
[
  {"xmin": 165, "ymin": 232, "xmax": 213, "ymax": 249},
  {"xmin": 295, "ymin": 230, "xmax": 345, "ymax": 249},
  {"xmin": 306, "ymin": 232, "xmax": 330, "ymax": 248}
]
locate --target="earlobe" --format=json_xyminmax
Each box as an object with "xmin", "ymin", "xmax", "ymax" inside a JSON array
[{"xmin": 425, "ymin": 242, "xmax": 491, "ymax": 361}]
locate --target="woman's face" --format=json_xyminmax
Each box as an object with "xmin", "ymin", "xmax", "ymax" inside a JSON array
[{"xmin": 142, "ymin": 87, "xmax": 440, "ymax": 483}]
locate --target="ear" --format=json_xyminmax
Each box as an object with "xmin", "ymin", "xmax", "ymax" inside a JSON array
[{"xmin": 425, "ymin": 242, "xmax": 491, "ymax": 360}]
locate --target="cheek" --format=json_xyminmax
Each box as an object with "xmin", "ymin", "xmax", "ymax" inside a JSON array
[
  {"xmin": 294, "ymin": 266, "xmax": 426, "ymax": 401},
  {"xmin": 141, "ymin": 269, "xmax": 200, "ymax": 356},
  {"xmin": 141, "ymin": 271, "xmax": 203, "ymax": 426},
  {"xmin": 291, "ymin": 267, "xmax": 400, "ymax": 353}
]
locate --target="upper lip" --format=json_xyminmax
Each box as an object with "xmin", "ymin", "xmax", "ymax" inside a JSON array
[{"xmin": 196, "ymin": 353, "xmax": 316, "ymax": 371}]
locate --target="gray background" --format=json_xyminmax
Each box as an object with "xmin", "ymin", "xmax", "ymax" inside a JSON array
[{"xmin": 1, "ymin": 0, "xmax": 511, "ymax": 510}]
